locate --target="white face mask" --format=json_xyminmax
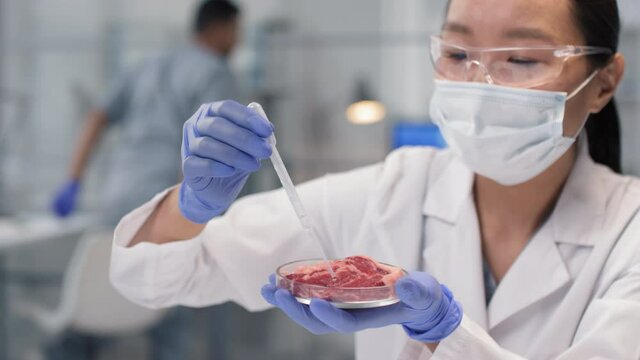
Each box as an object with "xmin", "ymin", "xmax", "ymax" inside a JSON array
[{"xmin": 429, "ymin": 73, "xmax": 597, "ymax": 186}]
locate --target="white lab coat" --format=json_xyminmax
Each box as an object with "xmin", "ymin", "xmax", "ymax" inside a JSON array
[{"xmin": 110, "ymin": 140, "xmax": 640, "ymax": 360}]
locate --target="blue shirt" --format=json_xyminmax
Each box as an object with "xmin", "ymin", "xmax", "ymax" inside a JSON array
[
  {"xmin": 483, "ymin": 257, "xmax": 497, "ymax": 306},
  {"xmin": 100, "ymin": 44, "xmax": 237, "ymax": 225}
]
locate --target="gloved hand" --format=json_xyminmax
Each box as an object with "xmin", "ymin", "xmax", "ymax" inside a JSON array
[
  {"xmin": 261, "ymin": 271, "xmax": 463, "ymax": 343},
  {"xmin": 180, "ymin": 100, "xmax": 274, "ymax": 223},
  {"xmin": 51, "ymin": 180, "xmax": 81, "ymax": 217}
]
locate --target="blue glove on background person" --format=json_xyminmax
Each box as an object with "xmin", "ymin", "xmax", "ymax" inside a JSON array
[
  {"xmin": 261, "ymin": 271, "xmax": 463, "ymax": 343},
  {"xmin": 180, "ymin": 100, "xmax": 274, "ymax": 223},
  {"xmin": 51, "ymin": 180, "xmax": 81, "ymax": 217}
]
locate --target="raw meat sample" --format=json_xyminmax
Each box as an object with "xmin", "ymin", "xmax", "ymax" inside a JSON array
[{"xmin": 279, "ymin": 256, "xmax": 404, "ymax": 302}]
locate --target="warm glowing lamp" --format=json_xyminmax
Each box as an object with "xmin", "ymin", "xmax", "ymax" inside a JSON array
[{"xmin": 346, "ymin": 79, "xmax": 386, "ymax": 125}]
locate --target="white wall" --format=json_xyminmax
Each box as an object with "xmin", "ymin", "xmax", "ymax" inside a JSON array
[{"xmin": 617, "ymin": 0, "xmax": 640, "ymax": 174}]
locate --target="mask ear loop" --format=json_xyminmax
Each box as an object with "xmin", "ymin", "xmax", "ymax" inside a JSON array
[
  {"xmin": 566, "ymin": 70, "xmax": 600, "ymax": 139},
  {"xmin": 566, "ymin": 70, "xmax": 599, "ymax": 100}
]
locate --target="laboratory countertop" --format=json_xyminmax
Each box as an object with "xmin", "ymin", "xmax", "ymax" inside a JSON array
[{"xmin": 0, "ymin": 213, "xmax": 99, "ymax": 251}]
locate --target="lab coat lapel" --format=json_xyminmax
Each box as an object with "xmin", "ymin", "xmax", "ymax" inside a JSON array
[
  {"xmin": 422, "ymin": 155, "xmax": 489, "ymax": 329},
  {"xmin": 528, "ymin": 180, "xmax": 640, "ymax": 357},
  {"xmin": 362, "ymin": 148, "xmax": 437, "ymax": 270},
  {"xmin": 487, "ymin": 138, "xmax": 606, "ymax": 330},
  {"xmin": 487, "ymin": 226, "xmax": 571, "ymax": 330}
]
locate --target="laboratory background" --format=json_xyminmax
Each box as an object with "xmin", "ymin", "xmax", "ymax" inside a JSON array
[{"xmin": 1, "ymin": 0, "xmax": 640, "ymax": 359}]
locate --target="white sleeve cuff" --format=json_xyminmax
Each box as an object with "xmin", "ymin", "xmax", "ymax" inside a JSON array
[
  {"xmin": 110, "ymin": 186, "xmax": 205, "ymax": 308},
  {"xmin": 397, "ymin": 339, "xmax": 434, "ymax": 360},
  {"xmin": 431, "ymin": 315, "xmax": 525, "ymax": 360},
  {"xmin": 397, "ymin": 316, "xmax": 493, "ymax": 360},
  {"xmin": 430, "ymin": 316, "xmax": 468, "ymax": 359}
]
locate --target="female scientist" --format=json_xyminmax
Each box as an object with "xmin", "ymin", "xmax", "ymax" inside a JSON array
[{"xmin": 110, "ymin": 0, "xmax": 640, "ymax": 358}]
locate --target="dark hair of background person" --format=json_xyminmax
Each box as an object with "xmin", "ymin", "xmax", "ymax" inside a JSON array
[
  {"xmin": 572, "ymin": 0, "xmax": 622, "ymax": 173},
  {"xmin": 444, "ymin": 0, "xmax": 623, "ymax": 173},
  {"xmin": 193, "ymin": 0, "xmax": 241, "ymax": 34}
]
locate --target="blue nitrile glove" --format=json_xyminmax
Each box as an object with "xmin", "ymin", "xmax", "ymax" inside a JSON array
[
  {"xmin": 261, "ymin": 271, "xmax": 463, "ymax": 342},
  {"xmin": 180, "ymin": 100, "xmax": 274, "ymax": 223},
  {"xmin": 51, "ymin": 180, "xmax": 81, "ymax": 217}
]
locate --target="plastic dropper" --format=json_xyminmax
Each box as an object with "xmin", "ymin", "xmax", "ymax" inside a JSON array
[{"xmin": 248, "ymin": 103, "xmax": 336, "ymax": 278}]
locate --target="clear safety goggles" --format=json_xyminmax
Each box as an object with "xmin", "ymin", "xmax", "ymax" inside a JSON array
[{"xmin": 430, "ymin": 36, "xmax": 613, "ymax": 88}]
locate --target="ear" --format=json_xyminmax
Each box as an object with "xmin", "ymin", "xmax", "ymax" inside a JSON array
[{"xmin": 589, "ymin": 53, "xmax": 625, "ymax": 113}]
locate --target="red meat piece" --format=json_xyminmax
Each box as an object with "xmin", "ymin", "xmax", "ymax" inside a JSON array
[{"xmin": 281, "ymin": 256, "xmax": 404, "ymax": 302}]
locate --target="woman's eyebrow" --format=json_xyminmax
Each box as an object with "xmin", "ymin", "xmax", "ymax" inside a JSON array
[
  {"xmin": 441, "ymin": 22, "xmax": 556, "ymax": 43},
  {"xmin": 442, "ymin": 21, "xmax": 471, "ymax": 34},
  {"xmin": 503, "ymin": 27, "xmax": 556, "ymax": 42}
]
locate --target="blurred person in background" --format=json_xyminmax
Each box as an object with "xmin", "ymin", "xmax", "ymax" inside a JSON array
[
  {"xmin": 47, "ymin": 1, "xmax": 241, "ymax": 359},
  {"xmin": 51, "ymin": 0, "xmax": 241, "ymax": 226}
]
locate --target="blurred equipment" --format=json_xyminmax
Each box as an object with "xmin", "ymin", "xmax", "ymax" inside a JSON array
[
  {"xmin": 0, "ymin": 214, "xmax": 93, "ymax": 359},
  {"xmin": 17, "ymin": 230, "xmax": 166, "ymax": 358},
  {"xmin": 345, "ymin": 78, "xmax": 386, "ymax": 125},
  {"xmin": 392, "ymin": 122, "xmax": 447, "ymax": 149}
]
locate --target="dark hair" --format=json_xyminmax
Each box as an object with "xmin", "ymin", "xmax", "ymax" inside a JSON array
[
  {"xmin": 193, "ymin": 0, "xmax": 240, "ymax": 34},
  {"xmin": 571, "ymin": 0, "xmax": 622, "ymax": 173}
]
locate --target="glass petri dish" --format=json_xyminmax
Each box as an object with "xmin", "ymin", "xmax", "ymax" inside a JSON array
[{"xmin": 276, "ymin": 258, "xmax": 407, "ymax": 309}]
